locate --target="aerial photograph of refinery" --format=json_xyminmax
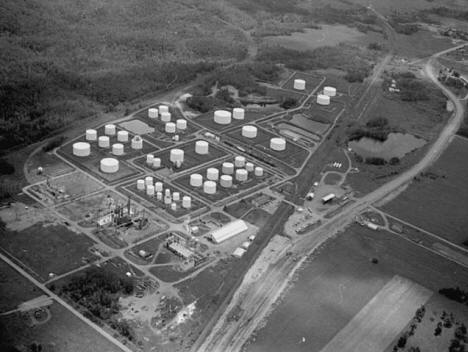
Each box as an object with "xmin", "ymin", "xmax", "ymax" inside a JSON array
[{"xmin": 1, "ymin": 1, "xmax": 468, "ymax": 351}]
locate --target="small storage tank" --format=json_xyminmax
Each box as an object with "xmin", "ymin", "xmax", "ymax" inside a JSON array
[
  {"xmin": 156, "ymin": 192, "xmax": 163, "ymax": 201},
  {"xmin": 145, "ymin": 176, "xmax": 154, "ymax": 186},
  {"xmin": 104, "ymin": 124, "xmax": 116, "ymax": 136},
  {"xmin": 131, "ymin": 136, "xmax": 143, "ymax": 149},
  {"xmin": 165, "ymin": 122, "xmax": 176, "ymax": 134},
  {"xmin": 233, "ymin": 108, "xmax": 245, "ymax": 120},
  {"xmin": 182, "ymin": 196, "xmax": 192, "ymax": 209},
  {"xmin": 203, "ymin": 180, "xmax": 217, "ymax": 194},
  {"xmin": 152, "ymin": 157, "xmax": 161, "ymax": 168},
  {"xmin": 190, "ymin": 174, "xmax": 203, "ymax": 187},
  {"xmin": 171, "ymin": 202, "xmax": 177, "ymax": 211},
  {"xmin": 245, "ymin": 162, "xmax": 254, "ymax": 172},
  {"xmin": 117, "ymin": 130, "xmax": 129, "ymax": 143},
  {"xmin": 234, "ymin": 156, "xmax": 246, "ymax": 168},
  {"xmin": 73, "ymin": 142, "xmax": 91, "ymax": 157},
  {"xmin": 159, "ymin": 105, "xmax": 169, "ymax": 114},
  {"xmin": 148, "ymin": 108, "xmax": 158, "ymax": 119},
  {"xmin": 146, "ymin": 154, "xmax": 154, "ymax": 165},
  {"xmin": 146, "ymin": 185, "xmax": 155, "ymax": 196},
  {"xmin": 155, "ymin": 182, "xmax": 163, "ymax": 192},
  {"xmin": 195, "ymin": 140, "xmax": 209, "ymax": 155},
  {"xmin": 254, "ymin": 166, "xmax": 264, "ymax": 177},
  {"xmin": 160, "ymin": 112, "xmax": 171, "ymax": 122},
  {"xmin": 172, "ymin": 192, "xmax": 180, "ymax": 201},
  {"xmin": 100, "ymin": 158, "xmax": 119, "ymax": 173},
  {"xmin": 170, "ymin": 149, "xmax": 184, "ymax": 164},
  {"xmin": 323, "ymin": 86, "xmax": 337, "ymax": 97},
  {"xmin": 222, "ymin": 162, "xmax": 234, "ymax": 175},
  {"xmin": 236, "ymin": 169, "xmax": 248, "ymax": 182},
  {"xmin": 293, "ymin": 79, "xmax": 306, "ymax": 90},
  {"xmin": 112, "ymin": 143, "xmax": 124, "ymax": 156},
  {"xmin": 176, "ymin": 119, "xmax": 187, "ymax": 130},
  {"xmin": 165, "ymin": 188, "xmax": 171, "ymax": 197},
  {"xmin": 98, "ymin": 136, "xmax": 110, "ymax": 148},
  {"xmin": 164, "ymin": 196, "xmax": 172, "ymax": 205},
  {"xmin": 214, "ymin": 110, "xmax": 232, "ymax": 125},
  {"xmin": 317, "ymin": 94, "xmax": 331, "ymax": 106},
  {"xmin": 137, "ymin": 179, "xmax": 145, "ymax": 190},
  {"xmin": 270, "ymin": 137, "xmax": 286, "ymax": 151},
  {"xmin": 206, "ymin": 168, "xmax": 219, "ymax": 181},
  {"xmin": 242, "ymin": 125, "xmax": 257, "ymax": 139},
  {"xmin": 86, "ymin": 129, "xmax": 97, "ymax": 141},
  {"xmin": 220, "ymin": 175, "xmax": 233, "ymax": 188}
]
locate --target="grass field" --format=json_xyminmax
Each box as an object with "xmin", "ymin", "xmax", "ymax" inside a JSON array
[
  {"xmin": 282, "ymin": 71, "xmax": 324, "ymax": 93},
  {"xmin": 299, "ymin": 99, "xmax": 344, "ymax": 124},
  {"xmin": 193, "ymin": 110, "xmax": 268, "ymax": 132},
  {"xmin": 381, "ymin": 136, "xmax": 468, "ymax": 246},
  {"xmin": 246, "ymin": 224, "xmax": 468, "ymax": 352},
  {"xmin": 26, "ymin": 151, "xmax": 75, "ymax": 183},
  {"xmin": 0, "ymin": 222, "xmax": 99, "ymax": 282},
  {"xmin": 42, "ymin": 171, "xmax": 103, "ymax": 200},
  {"xmin": 149, "ymin": 264, "xmax": 202, "ymax": 283},
  {"xmin": 323, "ymin": 172, "xmax": 343, "ymax": 185}
]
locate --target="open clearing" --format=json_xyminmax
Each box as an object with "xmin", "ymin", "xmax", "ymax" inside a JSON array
[
  {"xmin": 320, "ymin": 275, "xmax": 432, "ymax": 352},
  {"xmin": 381, "ymin": 136, "xmax": 468, "ymax": 246}
]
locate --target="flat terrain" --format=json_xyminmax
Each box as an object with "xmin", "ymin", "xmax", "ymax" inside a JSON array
[{"xmin": 381, "ymin": 136, "xmax": 468, "ymax": 246}]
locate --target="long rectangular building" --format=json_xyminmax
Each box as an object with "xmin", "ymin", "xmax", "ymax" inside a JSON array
[{"xmin": 210, "ymin": 219, "xmax": 248, "ymax": 244}]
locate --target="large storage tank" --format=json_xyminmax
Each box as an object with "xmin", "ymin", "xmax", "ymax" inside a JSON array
[
  {"xmin": 148, "ymin": 108, "xmax": 158, "ymax": 119},
  {"xmin": 146, "ymin": 154, "xmax": 154, "ymax": 165},
  {"xmin": 117, "ymin": 131, "xmax": 129, "ymax": 143},
  {"xmin": 242, "ymin": 125, "xmax": 257, "ymax": 138},
  {"xmin": 234, "ymin": 156, "xmax": 246, "ymax": 168},
  {"xmin": 195, "ymin": 140, "xmax": 209, "ymax": 155},
  {"xmin": 206, "ymin": 168, "xmax": 219, "ymax": 181},
  {"xmin": 73, "ymin": 142, "xmax": 91, "ymax": 157},
  {"xmin": 203, "ymin": 180, "xmax": 217, "ymax": 194},
  {"xmin": 323, "ymin": 86, "xmax": 337, "ymax": 97},
  {"xmin": 176, "ymin": 119, "xmax": 187, "ymax": 130},
  {"xmin": 152, "ymin": 158, "xmax": 161, "ymax": 168},
  {"xmin": 220, "ymin": 175, "xmax": 233, "ymax": 188},
  {"xmin": 156, "ymin": 192, "xmax": 163, "ymax": 201},
  {"xmin": 317, "ymin": 94, "xmax": 331, "ymax": 106},
  {"xmin": 233, "ymin": 108, "xmax": 245, "ymax": 120},
  {"xmin": 86, "ymin": 129, "xmax": 97, "ymax": 141},
  {"xmin": 137, "ymin": 179, "xmax": 145, "ymax": 190},
  {"xmin": 236, "ymin": 169, "xmax": 248, "ymax": 182},
  {"xmin": 160, "ymin": 112, "xmax": 171, "ymax": 122},
  {"xmin": 182, "ymin": 196, "xmax": 192, "ymax": 209},
  {"xmin": 270, "ymin": 137, "xmax": 286, "ymax": 151},
  {"xmin": 159, "ymin": 105, "xmax": 169, "ymax": 114},
  {"xmin": 165, "ymin": 122, "xmax": 176, "ymax": 134},
  {"xmin": 293, "ymin": 79, "xmax": 306, "ymax": 90},
  {"xmin": 170, "ymin": 149, "xmax": 184, "ymax": 164},
  {"xmin": 100, "ymin": 158, "xmax": 119, "ymax": 173},
  {"xmin": 172, "ymin": 192, "xmax": 180, "ymax": 201},
  {"xmin": 145, "ymin": 176, "xmax": 154, "ymax": 186},
  {"xmin": 105, "ymin": 124, "xmax": 116, "ymax": 136},
  {"xmin": 190, "ymin": 174, "xmax": 203, "ymax": 187},
  {"xmin": 146, "ymin": 185, "xmax": 155, "ymax": 196},
  {"xmin": 98, "ymin": 136, "xmax": 110, "ymax": 148},
  {"xmin": 112, "ymin": 143, "xmax": 124, "ymax": 156},
  {"xmin": 154, "ymin": 182, "xmax": 163, "ymax": 192},
  {"xmin": 131, "ymin": 136, "xmax": 143, "ymax": 149},
  {"xmin": 214, "ymin": 110, "xmax": 232, "ymax": 125},
  {"xmin": 254, "ymin": 166, "xmax": 264, "ymax": 177},
  {"xmin": 245, "ymin": 162, "xmax": 254, "ymax": 172},
  {"xmin": 222, "ymin": 162, "xmax": 234, "ymax": 174}
]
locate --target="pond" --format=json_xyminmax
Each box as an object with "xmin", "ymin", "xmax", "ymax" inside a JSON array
[{"xmin": 348, "ymin": 133, "xmax": 426, "ymax": 161}]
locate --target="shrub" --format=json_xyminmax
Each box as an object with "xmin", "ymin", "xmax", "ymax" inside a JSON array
[
  {"xmin": 365, "ymin": 157, "xmax": 387, "ymax": 165},
  {"xmin": 42, "ymin": 136, "xmax": 66, "ymax": 152},
  {"xmin": 0, "ymin": 159, "xmax": 15, "ymax": 175},
  {"xmin": 280, "ymin": 97, "xmax": 298, "ymax": 109}
]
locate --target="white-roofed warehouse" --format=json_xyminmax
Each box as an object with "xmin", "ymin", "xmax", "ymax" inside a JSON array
[{"xmin": 210, "ymin": 219, "xmax": 248, "ymax": 244}]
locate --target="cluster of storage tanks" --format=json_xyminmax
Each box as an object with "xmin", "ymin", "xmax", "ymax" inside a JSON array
[
  {"xmin": 292, "ymin": 78, "xmax": 337, "ymax": 106},
  {"xmin": 240, "ymin": 125, "xmax": 287, "ymax": 152},
  {"xmin": 72, "ymin": 125, "xmax": 145, "ymax": 174},
  {"xmin": 145, "ymin": 140, "xmax": 210, "ymax": 170},
  {"xmin": 136, "ymin": 177, "xmax": 192, "ymax": 211},
  {"xmin": 147, "ymin": 105, "xmax": 188, "ymax": 137},
  {"xmin": 189, "ymin": 156, "xmax": 264, "ymax": 195},
  {"xmin": 213, "ymin": 108, "xmax": 245, "ymax": 125}
]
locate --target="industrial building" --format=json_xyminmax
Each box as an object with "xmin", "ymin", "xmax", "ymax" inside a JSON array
[{"xmin": 210, "ymin": 219, "xmax": 248, "ymax": 244}]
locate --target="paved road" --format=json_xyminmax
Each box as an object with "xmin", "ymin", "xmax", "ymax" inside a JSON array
[{"xmin": 195, "ymin": 44, "xmax": 467, "ymax": 352}]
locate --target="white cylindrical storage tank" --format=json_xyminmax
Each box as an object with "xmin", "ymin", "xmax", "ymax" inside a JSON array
[
  {"xmin": 173, "ymin": 192, "xmax": 180, "ymax": 201},
  {"xmin": 152, "ymin": 158, "xmax": 161, "ymax": 168},
  {"xmin": 195, "ymin": 140, "xmax": 209, "ymax": 155},
  {"xmin": 245, "ymin": 162, "xmax": 254, "ymax": 172},
  {"xmin": 131, "ymin": 136, "xmax": 143, "ymax": 150},
  {"xmin": 170, "ymin": 149, "xmax": 184, "ymax": 164},
  {"xmin": 164, "ymin": 196, "xmax": 172, "ymax": 205},
  {"xmin": 100, "ymin": 158, "xmax": 119, "ymax": 173},
  {"xmin": 317, "ymin": 94, "xmax": 330, "ymax": 106},
  {"xmin": 203, "ymin": 180, "xmax": 217, "ymax": 195},
  {"xmin": 154, "ymin": 182, "xmax": 163, "ymax": 192},
  {"xmin": 104, "ymin": 124, "xmax": 116, "ymax": 136},
  {"xmin": 146, "ymin": 154, "xmax": 154, "ymax": 165},
  {"xmin": 85, "ymin": 129, "xmax": 97, "ymax": 141},
  {"xmin": 233, "ymin": 108, "xmax": 245, "ymax": 120},
  {"xmin": 236, "ymin": 169, "xmax": 248, "ymax": 182},
  {"xmin": 145, "ymin": 176, "xmax": 153, "ymax": 187},
  {"xmin": 220, "ymin": 175, "xmax": 233, "ymax": 188},
  {"xmin": 206, "ymin": 168, "xmax": 219, "ymax": 181},
  {"xmin": 214, "ymin": 110, "xmax": 231, "ymax": 125},
  {"xmin": 98, "ymin": 136, "xmax": 110, "ymax": 148},
  {"xmin": 254, "ymin": 166, "xmax": 264, "ymax": 177},
  {"xmin": 293, "ymin": 79, "xmax": 306, "ymax": 90},
  {"xmin": 148, "ymin": 108, "xmax": 158, "ymax": 119},
  {"xmin": 165, "ymin": 188, "xmax": 171, "ymax": 197},
  {"xmin": 160, "ymin": 112, "xmax": 171, "ymax": 122},
  {"xmin": 159, "ymin": 105, "xmax": 169, "ymax": 114},
  {"xmin": 242, "ymin": 125, "xmax": 257, "ymax": 139},
  {"xmin": 234, "ymin": 156, "xmax": 246, "ymax": 168},
  {"xmin": 117, "ymin": 131, "xmax": 129, "ymax": 143},
  {"xmin": 222, "ymin": 162, "xmax": 234, "ymax": 175},
  {"xmin": 270, "ymin": 137, "xmax": 286, "ymax": 151},
  {"xmin": 176, "ymin": 119, "xmax": 187, "ymax": 130},
  {"xmin": 112, "ymin": 143, "xmax": 124, "ymax": 156},
  {"xmin": 156, "ymin": 191, "xmax": 163, "ymax": 201},
  {"xmin": 137, "ymin": 179, "xmax": 145, "ymax": 190},
  {"xmin": 146, "ymin": 185, "xmax": 155, "ymax": 196},
  {"xmin": 323, "ymin": 86, "xmax": 337, "ymax": 97},
  {"xmin": 182, "ymin": 196, "xmax": 191, "ymax": 209},
  {"xmin": 171, "ymin": 202, "xmax": 177, "ymax": 211},
  {"xmin": 165, "ymin": 122, "xmax": 176, "ymax": 134},
  {"xmin": 73, "ymin": 142, "xmax": 91, "ymax": 157},
  {"xmin": 190, "ymin": 174, "xmax": 203, "ymax": 187}
]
